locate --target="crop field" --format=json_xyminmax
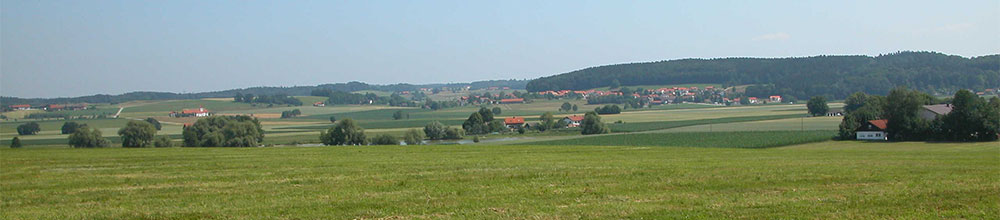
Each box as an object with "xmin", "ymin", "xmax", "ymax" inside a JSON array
[
  {"xmin": 2, "ymin": 141, "xmax": 996, "ymax": 219},
  {"xmin": 524, "ymin": 130, "xmax": 836, "ymax": 148},
  {"xmin": 606, "ymin": 114, "xmax": 807, "ymax": 133},
  {"xmin": 655, "ymin": 116, "xmax": 843, "ymax": 133}
]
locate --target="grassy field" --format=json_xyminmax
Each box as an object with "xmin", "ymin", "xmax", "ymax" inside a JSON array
[
  {"xmin": 524, "ymin": 130, "xmax": 835, "ymax": 148},
  {"xmin": 2, "ymin": 141, "xmax": 996, "ymax": 219}
]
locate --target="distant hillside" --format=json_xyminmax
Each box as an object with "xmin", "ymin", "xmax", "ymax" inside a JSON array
[
  {"xmin": 526, "ymin": 51, "xmax": 1000, "ymax": 99},
  {"xmin": 2, "ymin": 80, "xmax": 528, "ymax": 106}
]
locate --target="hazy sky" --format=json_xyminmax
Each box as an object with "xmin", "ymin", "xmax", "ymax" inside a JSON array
[{"xmin": 2, "ymin": 0, "xmax": 998, "ymax": 98}]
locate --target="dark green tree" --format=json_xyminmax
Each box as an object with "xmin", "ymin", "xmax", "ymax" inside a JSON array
[
  {"xmin": 118, "ymin": 120, "xmax": 157, "ymax": 148},
  {"xmin": 462, "ymin": 112, "xmax": 488, "ymax": 135},
  {"xmin": 424, "ymin": 121, "xmax": 447, "ymax": 140},
  {"xmin": 392, "ymin": 110, "xmax": 404, "ymax": 120},
  {"xmin": 572, "ymin": 104, "xmax": 579, "ymax": 112},
  {"xmin": 538, "ymin": 112, "xmax": 556, "ymax": 132},
  {"xmin": 16, "ymin": 122, "xmax": 40, "ymax": 135},
  {"xmin": 145, "ymin": 118, "xmax": 162, "ymax": 130},
  {"xmin": 154, "ymin": 136, "xmax": 173, "ymax": 147},
  {"xmin": 403, "ymin": 129, "xmax": 424, "ymax": 145},
  {"xmin": 561, "ymin": 102, "xmax": 573, "ymax": 112},
  {"xmin": 477, "ymin": 107, "xmax": 494, "ymax": 122},
  {"xmin": 68, "ymin": 125, "xmax": 110, "ymax": 148},
  {"xmin": 884, "ymin": 88, "xmax": 932, "ymax": 141},
  {"xmin": 10, "ymin": 137, "xmax": 22, "ymax": 148},
  {"xmin": 329, "ymin": 116, "xmax": 337, "ymax": 123},
  {"xmin": 61, "ymin": 121, "xmax": 82, "ymax": 134},
  {"xmin": 941, "ymin": 90, "xmax": 998, "ymax": 141},
  {"xmin": 609, "ymin": 79, "xmax": 621, "ymax": 89},
  {"xmin": 492, "ymin": 107, "xmax": 502, "ymax": 115},
  {"xmin": 581, "ymin": 112, "xmax": 611, "ymax": 135},
  {"xmin": 444, "ymin": 127, "xmax": 464, "ymax": 140},
  {"xmin": 182, "ymin": 116, "xmax": 264, "ymax": 147},
  {"xmin": 320, "ymin": 118, "xmax": 367, "ymax": 146},
  {"xmin": 807, "ymin": 96, "xmax": 829, "ymax": 116},
  {"xmin": 370, "ymin": 134, "xmax": 399, "ymax": 145}
]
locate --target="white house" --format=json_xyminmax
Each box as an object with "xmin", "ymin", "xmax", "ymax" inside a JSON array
[
  {"xmin": 856, "ymin": 119, "xmax": 888, "ymax": 141},
  {"xmin": 562, "ymin": 115, "xmax": 585, "ymax": 128}
]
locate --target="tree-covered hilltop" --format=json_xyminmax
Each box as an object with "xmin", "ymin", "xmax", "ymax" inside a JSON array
[
  {"xmin": 1, "ymin": 80, "xmax": 528, "ymax": 106},
  {"xmin": 526, "ymin": 52, "xmax": 999, "ymax": 99}
]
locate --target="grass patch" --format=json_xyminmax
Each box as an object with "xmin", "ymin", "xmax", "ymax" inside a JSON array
[
  {"xmin": 1, "ymin": 142, "xmax": 996, "ymax": 218},
  {"xmin": 523, "ymin": 131, "xmax": 835, "ymax": 148}
]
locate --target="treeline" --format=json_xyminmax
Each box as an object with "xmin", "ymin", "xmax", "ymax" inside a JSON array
[
  {"xmin": 2, "ymin": 80, "xmax": 528, "ymax": 106},
  {"xmin": 838, "ymin": 88, "xmax": 999, "ymax": 142},
  {"xmin": 526, "ymin": 51, "xmax": 1000, "ymax": 99},
  {"xmin": 233, "ymin": 93, "xmax": 303, "ymax": 106}
]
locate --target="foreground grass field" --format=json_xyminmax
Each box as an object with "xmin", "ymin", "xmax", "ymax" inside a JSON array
[{"xmin": 2, "ymin": 141, "xmax": 996, "ymax": 219}]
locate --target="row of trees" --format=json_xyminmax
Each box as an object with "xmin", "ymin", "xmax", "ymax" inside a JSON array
[
  {"xmin": 594, "ymin": 105, "xmax": 622, "ymax": 115},
  {"xmin": 234, "ymin": 93, "xmax": 303, "ymax": 106},
  {"xmin": 838, "ymin": 88, "xmax": 999, "ymax": 141},
  {"xmin": 182, "ymin": 116, "xmax": 265, "ymax": 147},
  {"xmin": 462, "ymin": 108, "xmax": 505, "ymax": 135},
  {"xmin": 281, "ymin": 109, "xmax": 302, "ymax": 118},
  {"xmin": 318, "ymin": 119, "xmax": 464, "ymax": 146}
]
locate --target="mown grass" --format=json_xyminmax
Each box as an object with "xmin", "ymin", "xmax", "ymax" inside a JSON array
[
  {"xmin": 524, "ymin": 130, "xmax": 835, "ymax": 148},
  {"xmin": 1, "ymin": 142, "xmax": 996, "ymax": 219}
]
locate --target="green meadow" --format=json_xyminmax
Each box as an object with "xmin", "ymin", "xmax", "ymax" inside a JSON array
[{"xmin": 2, "ymin": 141, "xmax": 996, "ymax": 219}]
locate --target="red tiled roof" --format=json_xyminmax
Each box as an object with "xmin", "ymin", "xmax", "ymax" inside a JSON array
[
  {"xmin": 500, "ymin": 98, "xmax": 524, "ymax": 103},
  {"xmin": 769, "ymin": 95, "xmax": 781, "ymax": 98},
  {"xmin": 504, "ymin": 117, "xmax": 525, "ymax": 124},
  {"xmin": 868, "ymin": 119, "xmax": 888, "ymax": 130},
  {"xmin": 9, "ymin": 104, "xmax": 30, "ymax": 108},
  {"xmin": 182, "ymin": 108, "xmax": 209, "ymax": 114},
  {"xmin": 564, "ymin": 115, "xmax": 585, "ymax": 121}
]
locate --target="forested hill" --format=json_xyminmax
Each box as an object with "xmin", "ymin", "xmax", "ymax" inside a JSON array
[
  {"xmin": 2, "ymin": 80, "xmax": 528, "ymax": 106},
  {"xmin": 526, "ymin": 51, "xmax": 999, "ymax": 99}
]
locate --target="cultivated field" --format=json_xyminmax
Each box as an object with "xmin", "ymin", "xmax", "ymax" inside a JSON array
[{"xmin": 2, "ymin": 141, "xmax": 996, "ymax": 219}]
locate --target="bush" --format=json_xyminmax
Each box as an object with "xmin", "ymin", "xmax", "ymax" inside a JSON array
[
  {"xmin": 10, "ymin": 137, "xmax": 22, "ymax": 148},
  {"xmin": 424, "ymin": 121, "xmax": 447, "ymax": 140},
  {"xmin": 145, "ymin": 118, "xmax": 162, "ymax": 130},
  {"xmin": 807, "ymin": 96, "xmax": 829, "ymax": 116},
  {"xmin": 16, "ymin": 122, "xmax": 40, "ymax": 135},
  {"xmin": 595, "ymin": 105, "xmax": 622, "ymax": 115},
  {"xmin": 473, "ymin": 136, "xmax": 480, "ymax": 143},
  {"xmin": 370, "ymin": 134, "xmax": 399, "ymax": 145},
  {"xmin": 61, "ymin": 121, "xmax": 82, "ymax": 134},
  {"xmin": 154, "ymin": 136, "xmax": 173, "ymax": 147},
  {"xmin": 492, "ymin": 107, "xmax": 502, "ymax": 115},
  {"xmin": 183, "ymin": 116, "xmax": 264, "ymax": 147},
  {"xmin": 68, "ymin": 125, "xmax": 110, "ymax": 148},
  {"xmin": 444, "ymin": 127, "xmax": 465, "ymax": 140},
  {"xmin": 118, "ymin": 120, "xmax": 157, "ymax": 148},
  {"xmin": 403, "ymin": 129, "xmax": 424, "ymax": 145},
  {"xmin": 581, "ymin": 112, "xmax": 611, "ymax": 135},
  {"xmin": 320, "ymin": 118, "xmax": 367, "ymax": 145}
]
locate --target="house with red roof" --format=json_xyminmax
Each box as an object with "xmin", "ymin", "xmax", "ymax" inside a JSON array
[
  {"xmin": 313, "ymin": 102, "xmax": 325, "ymax": 107},
  {"xmin": 856, "ymin": 119, "xmax": 888, "ymax": 141},
  {"xmin": 768, "ymin": 95, "xmax": 782, "ymax": 103},
  {"xmin": 562, "ymin": 115, "xmax": 585, "ymax": 128},
  {"xmin": 748, "ymin": 97, "xmax": 760, "ymax": 104},
  {"xmin": 499, "ymin": 98, "xmax": 524, "ymax": 104},
  {"xmin": 171, "ymin": 106, "xmax": 211, "ymax": 117},
  {"xmin": 8, "ymin": 104, "xmax": 32, "ymax": 110},
  {"xmin": 503, "ymin": 117, "xmax": 525, "ymax": 129}
]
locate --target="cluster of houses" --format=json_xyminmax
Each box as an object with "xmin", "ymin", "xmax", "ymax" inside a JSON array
[
  {"xmin": 169, "ymin": 106, "xmax": 211, "ymax": 117},
  {"xmin": 499, "ymin": 115, "xmax": 586, "ymax": 130},
  {"xmin": 855, "ymin": 104, "xmax": 953, "ymax": 141},
  {"xmin": 536, "ymin": 86, "xmax": 784, "ymax": 105},
  {"xmin": 6, "ymin": 104, "xmax": 89, "ymax": 111},
  {"xmin": 460, "ymin": 95, "xmax": 525, "ymax": 105}
]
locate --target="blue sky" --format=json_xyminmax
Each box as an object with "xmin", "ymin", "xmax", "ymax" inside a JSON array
[{"xmin": 2, "ymin": 0, "xmax": 998, "ymax": 98}]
